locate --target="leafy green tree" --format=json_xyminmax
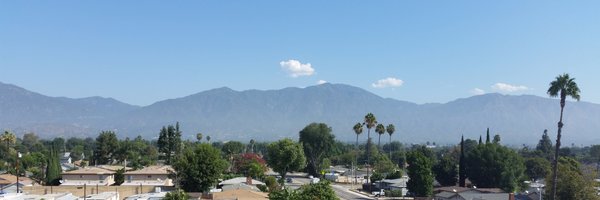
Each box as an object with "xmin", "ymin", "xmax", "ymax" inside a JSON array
[
  {"xmin": 45, "ymin": 145, "xmax": 61, "ymax": 186},
  {"xmin": 269, "ymin": 181, "xmax": 339, "ymax": 200},
  {"xmin": 157, "ymin": 123, "xmax": 183, "ymax": 164},
  {"xmin": 547, "ymin": 73, "xmax": 580, "ymax": 200},
  {"xmin": 406, "ymin": 150, "xmax": 433, "ymax": 197},
  {"xmin": 93, "ymin": 131, "xmax": 119, "ymax": 165},
  {"xmin": 386, "ymin": 124, "xmax": 395, "ymax": 158},
  {"xmin": 373, "ymin": 153, "xmax": 395, "ymax": 174},
  {"xmin": 297, "ymin": 181, "xmax": 339, "ymax": 200},
  {"xmin": 232, "ymin": 153, "xmax": 267, "ymax": 178},
  {"xmin": 545, "ymin": 157, "xmax": 599, "ymax": 200},
  {"xmin": 164, "ymin": 189, "xmax": 189, "ymax": 200},
  {"xmin": 222, "ymin": 141, "xmax": 245, "ymax": 157},
  {"xmin": 299, "ymin": 123, "xmax": 335, "ymax": 177},
  {"xmin": 266, "ymin": 139, "xmax": 306, "ymax": 186},
  {"xmin": 466, "ymin": 143, "xmax": 526, "ymax": 192},
  {"xmin": 375, "ymin": 124, "xmax": 385, "ymax": 150},
  {"xmin": 21, "ymin": 133, "xmax": 40, "ymax": 152},
  {"xmin": 493, "ymin": 134, "xmax": 501, "ymax": 144},
  {"xmin": 524, "ymin": 157, "xmax": 551, "ymax": 181},
  {"xmin": 196, "ymin": 133, "xmax": 202, "ymax": 143},
  {"xmin": 433, "ymin": 155, "xmax": 458, "ymax": 186},
  {"xmin": 173, "ymin": 143, "xmax": 228, "ymax": 192},
  {"xmin": 114, "ymin": 168, "xmax": 125, "ymax": 185},
  {"xmin": 590, "ymin": 145, "xmax": 600, "ymax": 170},
  {"xmin": 264, "ymin": 176, "xmax": 279, "ymax": 192}
]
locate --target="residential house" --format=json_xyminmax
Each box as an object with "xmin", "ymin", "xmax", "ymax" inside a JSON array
[
  {"xmin": 0, "ymin": 174, "xmax": 34, "ymax": 193},
  {"xmin": 434, "ymin": 186, "xmax": 514, "ymax": 200},
  {"xmin": 122, "ymin": 166, "xmax": 173, "ymax": 186},
  {"xmin": 61, "ymin": 167, "xmax": 115, "ymax": 186},
  {"xmin": 375, "ymin": 177, "xmax": 408, "ymax": 196},
  {"xmin": 124, "ymin": 192, "xmax": 166, "ymax": 200},
  {"xmin": 212, "ymin": 189, "xmax": 268, "ymax": 200},
  {"xmin": 0, "ymin": 193, "xmax": 79, "ymax": 200},
  {"xmin": 84, "ymin": 192, "xmax": 119, "ymax": 200}
]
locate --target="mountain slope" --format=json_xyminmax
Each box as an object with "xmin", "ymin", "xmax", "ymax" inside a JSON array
[
  {"xmin": 1, "ymin": 82, "xmax": 599, "ymax": 145},
  {"xmin": 0, "ymin": 82, "xmax": 139, "ymax": 137}
]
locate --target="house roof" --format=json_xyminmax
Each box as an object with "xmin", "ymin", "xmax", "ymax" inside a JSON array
[
  {"xmin": 0, "ymin": 174, "xmax": 33, "ymax": 185},
  {"xmin": 97, "ymin": 165, "xmax": 131, "ymax": 172},
  {"xmin": 435, "ymin": 186, "xmax": 505, "ymax": 194},
  {"xmin": 62, "ymin": 167, "xmax": 115, "ymax": 175},
  {"xmin": 213, "ymin": 189, "xmax": 268, "ymax": 200},
  {"xmin": 219, "ymin": 177, "xmax": 265, "ymax": 186},
  {"xmin": 124, "ymin": 165, "xmax": 173, "ymax": 175},
  {"xmin": 221, "ymin": 183, "xmax": 260, "ymax": 192},
  {"xmin": 460, "ymin": 192, "xmax": 510, "ymax": 200},
  {"xmin": 435, "ymin": 191, "xmax": 460, "ymax": 198}
]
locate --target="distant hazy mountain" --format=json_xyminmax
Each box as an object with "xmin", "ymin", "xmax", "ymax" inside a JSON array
[
  {"xmin": 0, "ymin": 82, "xmax": 139, "ymax": 137},
  {"xmin": 1, "ymin": 82, "xmax": 599, "ymax": 145}
]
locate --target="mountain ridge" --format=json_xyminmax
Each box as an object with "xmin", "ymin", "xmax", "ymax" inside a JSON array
[{"xmin": 1, "ymin": 82, "xmax": 599, "ymax": 145}]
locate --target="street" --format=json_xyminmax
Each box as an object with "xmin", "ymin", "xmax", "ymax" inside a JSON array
[{"xmin": 331, "ymin": 184, "xmax": 373, "ymax": 200}]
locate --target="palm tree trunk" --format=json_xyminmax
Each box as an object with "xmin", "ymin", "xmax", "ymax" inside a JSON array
[
  {"xmin": 389, "ymin": 135, "xmax": 392, "ymax": 159},
  {"xmin": 367, "ymin": 129, "xmax": 371, "ymax": 189},
  {"xmin": 378, "ymin": 135, "xmax": 381, "ymax": 150},
  {"xmin": 551, "ymin": 99, "xmax": 565, "ymax": 200}
]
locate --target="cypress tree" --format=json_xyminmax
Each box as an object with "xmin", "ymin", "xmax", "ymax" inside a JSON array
[
  {"xmin": 45, "ymin": 145, "xmax": 61, "ymax": 185},
  {"xmin": 478, "ymin": 135, "xmax": 482, "ymax": 145},
  {"xmin": 486, "ymin": 128, "xmax": 490, "ymax": 144},
  {"xmin": 459, "ymin": 135, "xmax": 466, "ymax": 187}
]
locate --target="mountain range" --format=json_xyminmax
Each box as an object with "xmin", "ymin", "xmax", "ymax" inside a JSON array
[{"xmin": 1, "ymin": 81, "xmax": 599, "ymax": 145}]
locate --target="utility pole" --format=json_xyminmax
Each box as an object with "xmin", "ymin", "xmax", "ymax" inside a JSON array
[{"xmin": 16, "ymin": 152, "xmax": 21, "ymax": 193}]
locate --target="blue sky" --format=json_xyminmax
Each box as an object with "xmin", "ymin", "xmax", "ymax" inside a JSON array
[{"xmin": 1, "ymin": 1, "xmax": 599, "ymax": 106}]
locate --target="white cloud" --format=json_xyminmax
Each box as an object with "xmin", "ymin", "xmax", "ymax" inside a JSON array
[
  {"xmin": 470, "ymin": 88, "xmax": 485, "ymax": 95},
  {"xmin": 280, "ymin": 59, "xmax": 315, "ymax": 77},
  {"xmin": 491, "ymin": 83, "xmax": 529, "ymax": 93},
  {"xmin": 372, "ymin": 77, "xmax": 404, "ymax": 88},
  {"xmin": 317, "ymin": 80, "xmax": 327, "ymax": 85}
]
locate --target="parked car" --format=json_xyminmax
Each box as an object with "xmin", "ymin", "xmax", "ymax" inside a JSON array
[
  {"xmin": 286, "ymin": 177, "xmax": 293, "ymax": 183},
  {"xmin": 372, "ymin": 189, "xmax": 385, "ymax": 197}
]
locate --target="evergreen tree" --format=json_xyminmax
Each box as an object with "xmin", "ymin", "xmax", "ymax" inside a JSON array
[
  {"xmin": 486, "ymin": 128, "xmax": 490, "ymax": 144},
  {"xmin": 478, "ymin": 135, "xmax": 482, "ymax": 145},
  {"xmin": 157, "ymin": 123, "xmax": 183, "ymax": 164},
  {"xmin": 45, "ymin": 145, "xmax": 61, "ymax": 185},
  {"xmin": 536, "ymin": 129, "xmax": 553, "ymax": 160},
  {"xmin": 459, "ymin": 135, "xmax": 466, "ymax": 187}
]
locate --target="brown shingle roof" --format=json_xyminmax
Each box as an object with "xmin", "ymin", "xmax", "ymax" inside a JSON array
[
  {"xmin": 0, "ymin": 174, "xmax": 33, "ymax": 185},
  {"xmin": 124, "ymin": 165, "xmax": 173, "ymax": 175}
]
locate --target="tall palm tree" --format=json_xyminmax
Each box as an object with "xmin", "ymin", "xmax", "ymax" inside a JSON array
[
  {"xmin": 352, "ymin": 122, "xmax": 363, "ymax": 185},
  {"xmin": 249, "ymin": 139, "xmax": 255, "ymax": 153},
  {"xmin": 353, "ymin": 123, "xmax": 363, "ymax": 148},
  {"xmin": 363, "ymin": 113, "xmax": 377, "ymax": 187},
  {"xmin": 547, "ymin": 73, "xmax": 580, "ymax": 200},
  {"xmin": 1, "ymin": 131, "xmax": 16, "ymax": 150},
  {"xmin": 375, "ymin": 124, "xmax": 385, "ymax": 150},
  {"xmin": 386, "ymin": 124, "xmax": 395, "ymax": 159}
]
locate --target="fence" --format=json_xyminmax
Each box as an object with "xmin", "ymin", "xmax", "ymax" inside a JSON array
[{"xmin": 22, "ymin": 185, "xmax": 169, "ymax": 199}]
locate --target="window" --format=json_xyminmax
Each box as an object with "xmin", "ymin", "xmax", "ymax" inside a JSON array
[{"xmin": 147, "ymin": 175, "xmax": 152, "ymax": 178}]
